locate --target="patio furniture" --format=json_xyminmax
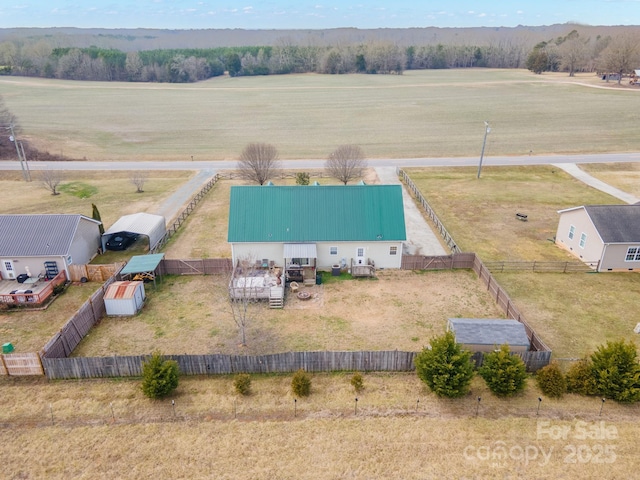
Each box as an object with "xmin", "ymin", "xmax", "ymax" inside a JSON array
[{"xmin": 290, "ymin": 281, "xmax": 299, "ymax": 293}]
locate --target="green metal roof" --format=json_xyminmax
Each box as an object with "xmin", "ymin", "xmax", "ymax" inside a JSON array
[
  {"xmin": 120, "ymin": 253, "xmax": 165, "ymax": 275},
  {"xmin": 228, "ymin": 185, "xmax": 406, "ymax": 243}
]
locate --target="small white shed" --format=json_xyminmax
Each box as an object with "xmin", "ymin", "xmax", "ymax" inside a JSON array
[{"xmin": 104, "ymin": 281, "xmax": 146, "ymax": 316}]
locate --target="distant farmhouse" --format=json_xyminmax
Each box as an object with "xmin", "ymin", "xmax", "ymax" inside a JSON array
[
  {"xmin": 228, "ymin": 184, "xmax": 407, "ymax": 275},
  {"xmin": 556, "ymin": 205, "xmax": 640, "ymax": 271},
  {"xmin": 0, "ymin": 214, "xmax": 101, "ymax": 280}
]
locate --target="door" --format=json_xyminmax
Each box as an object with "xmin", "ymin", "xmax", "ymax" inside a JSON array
[
  {"xmin": 356, "ymin": 247, "xmax": 365, "ymax": 265},
  {"xmin": 2, "ymin": 259, "xmax": 16, "ymax": 279}
]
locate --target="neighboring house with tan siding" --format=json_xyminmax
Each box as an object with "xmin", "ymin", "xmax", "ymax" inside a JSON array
[
  {"xmin": 556, "ymin": 205, "xmax": 640, "ymax": 272},
  {"xmin": 0, "ymin": 214, "xmax": 102, "ymax": 281}
]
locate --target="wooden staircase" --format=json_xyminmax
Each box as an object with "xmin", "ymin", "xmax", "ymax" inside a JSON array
[{"xmin": 269, "ymin": 285, "xmax": 284, "ymax": 308}]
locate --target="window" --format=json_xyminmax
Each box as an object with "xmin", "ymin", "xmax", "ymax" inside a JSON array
[
  {"xmin": 626, "ymin": 247, "xmax": 640, "ymax": 262},
  {"xmin": 568, "ymin": 225, "xmax": 575, "ymax": 240},
  {"xmin": 291, "ymin": 258, "xmax": 309, "ymax": 266},
  {"xmin": 330, "ymin": 247, "xmax": 338, "ymax": 255},
  {"xmin": 579, "ymin": 233, "xmax": 587, "ymax": 248},
  {"xmin": 357, "ymin": 248, "xmax": 364, "ymax": 257},
  {"xmin": 390, "ymin": 246, "xmax": 398, "ymax": 255}
]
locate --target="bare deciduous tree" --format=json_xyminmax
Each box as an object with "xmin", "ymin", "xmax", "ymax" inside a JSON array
[
  {"xmin": 326, "ymin": 145, "xmax": 367, "ymax": 185},
  {"xmin": 597, "ymin": 34, "xmax": 640, "ymax": 84},
  {"xmin": 228, "ymin": 255, "xmax": 261, "ymax": 347},
  {"xmin": 130, "ymin": 171, "xmax": 148, "ymax": 193},
  {"xmin": 237, "ymin": 143, "xmax": 280, "ymax": 185},
  {"xmin": 40, "ymin": 168, "xmax": 63, "ymax": 195}
]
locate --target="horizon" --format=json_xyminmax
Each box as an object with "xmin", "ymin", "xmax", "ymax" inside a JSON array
[{"xmin": 1, "ymin": 1, "xmax": 639, "ymax": 30}]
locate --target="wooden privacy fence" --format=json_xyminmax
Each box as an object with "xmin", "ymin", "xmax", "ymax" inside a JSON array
[
  {"xmin": 151, "ymin": 174, "xmax": 220, "ymax": 254},
  {"xmin": 401, "ymin": 253, "xmax": 475, "ymax": 270},
  {"xmin": 398, "ymin": 168, "xmax": 460, "ymax": 253},
  {"xmin": 68, "ymin": 263, "xmax": 125, "ymax": 282},
  {"xmin": 41, "ymin": 275, "xmax": 117, "ymax": 359},
  {"xmin": 470, "ymin": 351, "xmax": 551, "ymax": 372},
  {"xmin": 41, "ymin": 348, "xmax": 550, "ymax": 380},
  {"xmin": 159, "ymin": 258, "xmax": 233, "ymax": 276},
  {"xmin": 42, "ymin": 351, "xmax": 418, "ymax": 380},
  {"xmin": 0, "ymin": 352, "xmax": 43, "ymax": 376}
]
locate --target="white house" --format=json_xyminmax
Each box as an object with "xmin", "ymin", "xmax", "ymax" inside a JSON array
[
  {"xmin": 0, "ymin": 214, "xmax": 102, "ymax": 281},
  {"xmin": 556, "ymin": 204, "xmax": 640, "ymax": 271},
  {"xmin": 228, "ymin": 184, "xmax": 407, "ymax": 276}
]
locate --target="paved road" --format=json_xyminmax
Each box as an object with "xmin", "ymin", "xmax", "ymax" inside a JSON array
[{"xmin": 4, "ymin": 152, "xmax": 640, "ymax": 172}]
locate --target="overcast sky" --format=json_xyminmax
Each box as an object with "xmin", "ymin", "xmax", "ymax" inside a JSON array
[{"xmin": 0, "ymin": 1, "xmax": 638, "ymax": 30}]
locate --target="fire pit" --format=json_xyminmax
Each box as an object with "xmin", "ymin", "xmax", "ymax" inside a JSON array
[{"xmin": 297, "ymin": 291, "xmax": 311, "ymax": 300}]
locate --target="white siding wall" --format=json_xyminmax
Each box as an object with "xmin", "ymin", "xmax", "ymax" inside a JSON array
[
  {"xmin": 70, "ymin": 218, "xmax": 102, "ymax": 265},
  {"xmin": 601, "ymin": 243, "xmax": 640, "ymax": 271},
  {"xmin": 232, "ymin": 241, "xmax": 403, "ymax": 269},
  {"xmin": 556, "ymin": 209, "xmax": 604, "ymax": 265},
  {"xmin": 3, "ymin": 256, "xmax": 64, "ymax": 279}
]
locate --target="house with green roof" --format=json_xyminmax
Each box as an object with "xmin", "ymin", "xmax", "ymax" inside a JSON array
[{"xmin": 228, "ymin": 184, "xmax": 407, "ymax": 277}]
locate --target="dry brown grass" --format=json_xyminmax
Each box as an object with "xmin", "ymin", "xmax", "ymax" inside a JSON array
[
  {"xmin": 579, "ymin": 162, "xmax": 640, "ymax": 198},
  {"xmin": 2, "ymin": 374, "xmax": 639, "ymax": 479},
  {"xmin": 73, "ymin": 269, "xmax": 503, "ymax": 356},
  {"xmin": 0, "ymin": 283, "xmax": 97, "ymax": 353},
  {"xmin": 0, "ymin": 170, "xmax": 193, "ymax": 228},
  {"xmin": 405, "ymin": 165, "xmax": 620, "ymax": 261}
]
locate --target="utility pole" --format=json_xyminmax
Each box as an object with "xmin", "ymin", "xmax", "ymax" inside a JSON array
[
  {"xmin": 8, "ymin": 123, "xmax": 28, "ymax": 182},
  {"xmin": 476, "ymin": 121, "xmax": 491, "ymax": 179}
]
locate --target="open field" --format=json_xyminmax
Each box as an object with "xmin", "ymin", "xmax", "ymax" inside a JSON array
[
  {"xmin": 405, "ymin": 165, "xmax": 622, "ymax": 261},
  {"xmin": 2, "ymin": 374, "xmax": 639, "ymax": 479},
  {"xmin": 579, "ymin": 162, "xmax": 640, "ymax": 198},
  {"xmin": 0, "ymin": 170, "xmax": 193, "ymax": 228},
  {"xmin": 73, "ymin": 269, "xmax": 503, "ymax": 356},
  {"xmin": 3, "ymin": 70, "xmax": 640, "ymax": 161}
]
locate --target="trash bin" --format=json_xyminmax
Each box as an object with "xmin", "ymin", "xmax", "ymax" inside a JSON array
[
  {"xmin": 316, "ymin": 274, "xmax": 322, "ymax": 285},
  {"xmin": 331, "ymin": 264, "xmax": 341, "ymax": 276}
]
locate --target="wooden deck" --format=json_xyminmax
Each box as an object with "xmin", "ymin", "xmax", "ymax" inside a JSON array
[{"xmin": 0, "ymin": 271, "xmax": 67, "ymax": 306}]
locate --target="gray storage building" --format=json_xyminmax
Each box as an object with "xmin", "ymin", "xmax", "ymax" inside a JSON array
[{"xmin": 448, "ymin": 318, "xmax": 530, "ymax": 353}]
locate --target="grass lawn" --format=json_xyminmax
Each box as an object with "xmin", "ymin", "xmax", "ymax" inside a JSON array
[
  {"xmin": 405, "ymin": 165, "xmax": 640, "ymax": 359},
  {"xmin": 0, "ymin": 283, "xmax": 98, "ymax": 353},
  {"xmin": 0, "ymin": 170, "xmax": 193, "ymax": 228},
  {"xmin": 579, "ymin": 162, "xmax": 640, "ymax": 198},
  {"xmin": 3, "ymin": 70, "xmax": 640, "ymax": 161},
  {"xmin": 2, "ymin": 374, "xmax": 639, "ymax": 478},
  {"xmin": 72, "ymin": 269, "xmax": 504, "ymax": 356},
  {"xmin": 405, "ymin": 165, "xmax": 622, "ymax": 261}
]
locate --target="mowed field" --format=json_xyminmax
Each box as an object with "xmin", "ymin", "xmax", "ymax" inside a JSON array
[{"xmin": 2, "ymin": 69, "xmax": 640, "ymax": 161}]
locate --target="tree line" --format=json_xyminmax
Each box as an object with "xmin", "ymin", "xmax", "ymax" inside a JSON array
[
  {"xmin": 0, "ymin": 29, "xmax": 638, "ymax": 82},
  {"xmin": 525, "ymin": 30, "xmax": 640, "ymax": 82}
]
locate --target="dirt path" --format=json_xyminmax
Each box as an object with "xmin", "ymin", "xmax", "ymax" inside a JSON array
[{"xmin": 153, "ymin": 168, "xmax": 217, "ymax": 224}]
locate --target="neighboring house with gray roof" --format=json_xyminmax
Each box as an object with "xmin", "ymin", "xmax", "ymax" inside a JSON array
[
  {"xmin": 556, "ymin": 205, "xmax": 640, "ymax": 271},
  {"xmin": 0, "ymin": 214, "xmax": 101, "ymax": 281},
  {"xmin": 448, "ymin": 318, "xmax": 531, "ymax": 353},
  {"xmin": 228, "ymin": 184, "xmax": 406, "ymax": 272}
]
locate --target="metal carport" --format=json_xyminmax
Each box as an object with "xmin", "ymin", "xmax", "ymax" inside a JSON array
[{"xmin": 101, "ymin": 213, "xmax": 166, "ymax": 253}]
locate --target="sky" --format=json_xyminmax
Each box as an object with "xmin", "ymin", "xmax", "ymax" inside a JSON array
[{"xmin": 0, "ymin": 1, "xmax": 639, "ymax": 30}]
